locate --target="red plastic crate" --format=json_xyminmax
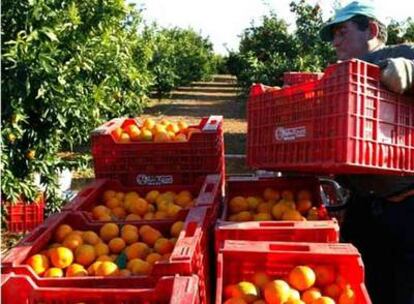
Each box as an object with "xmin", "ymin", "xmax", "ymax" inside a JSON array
[
  {"xmin": 247, "ymin": 59, "xmax": 414, "ymax": 175},
  {"xmin": 1, "ymin": 273, "xmax": 200, "ymax": 304},
  {"xmin": 215, "ymin": 176, "xmax": 339, "ymax": 251},
  {"xmin": 2, "ymin": 207, "xmax": 212, "ymax": 304},
  {"xmin": 63, "ymin": 174, "xmax": 221, "ymax": 226},
  {"xmin": 92, "ymin": 116, "xmax": 225, "ymax": 186},
  {"xmin": 3, "ymin": 195, "xmax": 45, "ymax": 233},
  {"xmin": 283, "ymin": 71, "xmax": 324, "ymax": 86},
  {"xmin": 216, "ymin": 240, "xmax": 371, "ymax": 304}
]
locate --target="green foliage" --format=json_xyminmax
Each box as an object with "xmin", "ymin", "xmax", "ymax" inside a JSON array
[
  {"xmin": 147, "ymin": 26, "xmax": 217, "ymax": 97},
  {"xmin": 387, "ymin": 18, "xmax": 414, "ymax": 44},
  {"xmin": 230, "ymin": 0, "xmax": 335, "ymax": 89},
  {"xmin": 1, "ymin": 0, "xmax": 152, "ymax": 213}
]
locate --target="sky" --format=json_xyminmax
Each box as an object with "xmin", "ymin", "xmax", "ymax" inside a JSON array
[{"xmin": 134, "ymin": 0, "xmax": 413, "ymax": 55}]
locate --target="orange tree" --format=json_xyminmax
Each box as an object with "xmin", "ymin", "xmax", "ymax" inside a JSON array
[
  {"xmin": 146, "ymin": 25, "xmax": 217, "ymax": 97},
  {"xmin": 227, "ymin": 0, "xmax": 335, "ymax": 89},
  {"xmin": 1, "ymin": 0, "xmax": 153, "ymax": 213}
]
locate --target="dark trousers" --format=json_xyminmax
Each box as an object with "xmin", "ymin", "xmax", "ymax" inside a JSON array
[{"xmin": 341, "ymin": 194, "xmax": 414, "ymax": 304}]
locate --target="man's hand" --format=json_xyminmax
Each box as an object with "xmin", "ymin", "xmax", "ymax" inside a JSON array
[{"xmin": 380, "ymin": 57, "xmax": 414, "ymax": 94}]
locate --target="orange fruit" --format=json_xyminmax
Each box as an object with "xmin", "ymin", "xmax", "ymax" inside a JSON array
[
  {"xmin": 288, "ymin": 265, "xmax": 316, "ymax": 291},
  {"xmin": 272, "ymin": 202, "xmax": 291, "ymax": 220},
  {"xmin": 112, "ymin": 127, "xmax": 123, "ymax": 141},
  {"xmin": 125, "ymin": 213, "xmax": 142, "ymax": 221},
  {"xmin": 301, "ymin": 287, "xmax": 322, "ymax": 304},
  {"xmin": 251, "ymin": 271, "xmax": 270, "ymax": 289},
  {"xmin": 264, "ymin": 279, "xmax": 291, "ymax": 304},
  {"xmin": 87, "ymin": 261, "xmax": 102, "ymax": 275},
  {"xmin": 25, "ymin": 254, "xmax": 49, "ymax": 275},
  {"xmin": 139, "ymin": 128, "xmax": 153, "ymax": 141},
  {"xmin": 119, "ymin": 269, "xmax": 132, "ymax": 277},
  {"xmin": 99, "ymin": 223, "xmax": 119, "ymax": 242},
  {"xmin": 119, "ymin": 132, "xmax": 130, "ymax": 143},
  {"xmin": 125, "ymin": 242, "xmax": 150, "ymax": 260},
  {"xmin": 146, "ymin": 252, "xmax": 162, "ymax": 265},
  {"xmin": 314, "ymin": 265, "xmax": 337, "ymax": 287},
  {"xmin": 129, "ymin": 198, "xmax": 149, "ymax": 216},
  {"xmin": 229, "ymin": 196, "xmax": 249, "ymax": 214},
  {"xmin": 253, "ymin": 213, "xmax": 272, "ymax": 221},
  {"xmin": 75, "ymin": 244, "xmax": 96, "ymax": 266},
  {"xmin": 94, "ymin": 242, "xmax": 110, "ymax": 257},
  {"xmin": 82, "ymin": 230, "xmax": 101, "ymax": 245},
  {"xmin": 166, "ymin": 123, "xmax": 180, "ymax": 134},
  {"xmin": 143, "ymin": 212, "xmax": 155, "ymax": 220},
  {"xmin": 66, "ymin": 263, "xmax": 88, "ymax": 277},
  {"xmin": 237, "ymin": 281, "xmax": 259, "ymax": 302},
  {"xmin": 128, "ymin": 258, "xmax": 152, "ymax": 275},
  {"xmin": 105, "ymin": 197, "xmax": 121, "ymax": 209},
  {"xmin": 177, "ymin": 120, "xmax": 188, "ymax": 131},
  {"xmin": 54, "ymin": 224, "xmax": 73, "ymax": 243},
  {"xmin": 111, "ymin": 206, "xmax": 127, "ymax": 219},
  {"xmin": 338, "ymin": 285, "xmax": 356, "ymax": 304},
  {"xmin": 170, "ymin": 221, "xmax": 185, "ymax": 238},
  {"xmin": 296, "ymin": 199, "xmax": 313, "ymax": 215},
  {"xmin": 62, "ymin": 232, "xmax": 84, "ymax": 251},
  {"xmin": 246, "ymin": 196, "xmax": 260, "ymax": 210},
  {"xmin": 49, "ymin": 247, "xmax": 74, "ymax": 269},
  {"xmin": 154, "ymin": 210, "xmax": 168, "ymax": 219},
  {"xmin": 108, "ymin": 237, "xmax": 126, "ymax": 253},
  {"xmin": 121, "ymin": 225, "xmax": 139, "ymax": 244},
  {"xmin": 154, "ymin": 238, "xmax": 174, "ymax": 255},
  {"xmin": 257, "ymin": 202, "xmax": 272, "ymax": 213},
  {"xmin": 103, "ymin": 190, "xmax": 117, "ymax": 202},
  {"xmin": 312, "ymin": 296, "xmax": 336, "ymax": 304},
  {"xmin": 95, "ymin": 261, "xmax": 119, "ymax": 277},
  {"xmin": 281, "ymin": 190, "xmax": 294, "ymax": 201},
  {"xmin": 125, "ymin": 124, "xmax": 141, "ymax": 141},
  {"xmin": 263, "ymin": 188, "xmax": 280, "ymax": 201},
  {"xmin": 139, "ymin": 225, "xmax": 162, "ymax": 246},
  {"xmin": 236, "ymin": 211, "xmax": 253, "ymax": 221},
  {"xmin": 98, "ymin": 213, "xmax": 112, "ymax": 221},
  {"xmin": 174, "ymin": 133, "xmax": 187, "ymax": 142},
  {"xmin": 288, "ymin": 288, "xmax": 301, "ymax": 301},
  {"xmin": 324, "ymin": 283, "xmax": 342, "ymax": 300},
  {"xmin": 281, "ymin": 209, "xmax": 304, "ymax": 221},
  {"xmin": 145, "ymin": 190, "xmax": 160, "ymax": 204},
  {"xmin": 96, "ymin": 255, "xmax": 112, "ymax": 262},
  {"xmin": 43, "ymin": 267, "xmax": 64, "ymax": 277},
  {"xmin": 286, "ymin": 300, "xmax": 305, "ymax": 304},
  {"xmin": 224, "ymin": 284, "xmax": 243, "ymax": 299},
  {"xmin": 143, "ymin": 118, "xmax": 155, "ymax": 130}
]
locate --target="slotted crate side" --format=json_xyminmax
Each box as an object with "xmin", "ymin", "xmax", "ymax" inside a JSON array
[
  {"xmin": 283, "ymin": 71, "xmax": 324, "ymax": 86},
  {"xmin": 216, "ymin": 240, "xmax": 371, "ymax": 304},
  {"xmin": 1, "ymin": 274, "xmax": 200, "ymax": 304},
  {"xmin": 247, "ymin": 59, "xmax": 414, "ymax": 175},
  {"xmin": 3, "ymin": 195, "xmax": 45, "ymax": 233}
]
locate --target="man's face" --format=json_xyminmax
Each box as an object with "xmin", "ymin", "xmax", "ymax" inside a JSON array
[{"xmin": 332, "ymin": 21, "xmax": 370, "ymax": 60}]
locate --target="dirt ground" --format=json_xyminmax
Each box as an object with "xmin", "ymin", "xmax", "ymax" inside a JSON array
[{"xmin": 143, "ymin": 75, "xmax": 252, "ymax": 174}]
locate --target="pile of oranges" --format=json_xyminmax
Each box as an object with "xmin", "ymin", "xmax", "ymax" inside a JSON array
[
  {"xmin": 25, "ymin": 221, "xmax": 184, "ymax": 278},
  {"xmin": 91, "ymin": 189, "xmax": 195, "ymax": 221},
  {"xmin": 224, "ymin": 265, "xmax": 356, "ymax": 304},
  {"xmin": 112, "ymin": 118, "xmax": 201, "ymax": 143},
  {"xmin": 227, "ymin": 188, "xmax": 328, "ymax": 222}
]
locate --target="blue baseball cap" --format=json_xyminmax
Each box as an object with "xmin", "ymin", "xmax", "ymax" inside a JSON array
[{"xmin": 320, "ymin": 1, "xmax": 387, "ymax": 41}]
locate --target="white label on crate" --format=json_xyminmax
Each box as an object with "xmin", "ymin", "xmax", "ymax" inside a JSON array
[
  {"xmin": 275, "ymin": 126, "xmax": 307, "ymax": 141},
  {"xmin": 136, "ymin": 174, "xmax": 173, "ymax": 186}
]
